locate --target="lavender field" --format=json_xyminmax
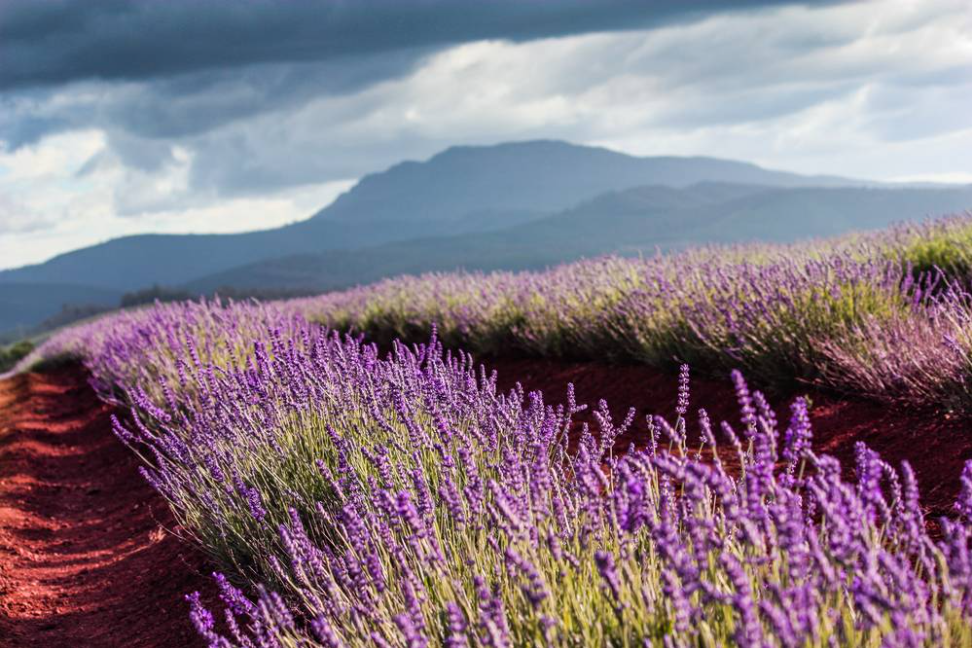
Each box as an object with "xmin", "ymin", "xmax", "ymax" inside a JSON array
[
  {"xmin": 301, "ymin": 216, "xmax": 972, "ymax": 411},
  {"xmin": 6, "ymin": 3, "xmax": 972, "ymax": 645},
  {"xmin": 14, "ymin": 214, "xmax": 972, "ymax": 646}
]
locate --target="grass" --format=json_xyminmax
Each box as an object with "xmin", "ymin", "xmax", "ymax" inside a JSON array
[{"xmin": 0, "ymin": 339, "xmax": 34, "ymax": 374}]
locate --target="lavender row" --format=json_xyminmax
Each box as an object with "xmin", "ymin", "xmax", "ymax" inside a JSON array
[
  {"xmin": 22, "ymin": 298, "xmax": 972, "ymax": 645},
  {"xmin": 296, "ymin": 214, "xmax": 972, "ymax": 410},
  {"xmin": 23, "ymin": 215, "xmax": 972, "ymax": 411},
  {"xmin": 12, "ymin": 214, "xmax": 972, "ymax": 645}
]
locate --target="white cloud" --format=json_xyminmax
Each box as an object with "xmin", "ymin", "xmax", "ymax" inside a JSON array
[
  {"xmin": 891, "ymin": 173, "xmax": 972, "ymax": 185},
  {"xmin": 173, "ymin": 0, "xmax": 972, "ymax": 187},
  {"xmin": 0, "ymin": 179, "xmax": 354, "ymax": 270},
  {"xmin": 0, "ymin": 130, "xmax": 354, "ymax": 268}
]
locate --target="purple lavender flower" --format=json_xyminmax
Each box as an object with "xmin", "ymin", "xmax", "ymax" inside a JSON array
[
  {"xmin": 676, "ymin": 364, "xmax": 690, "ymax": 418},
  {"xmin": 955, "ymin": 460, "xmax": 972, "ymax": 523},
  {"xmin": 781, "ymin": 397, "xmax": 812, "ymax": 473},
  {"xmin": 731, "ymin": 370, "xmax": 757, "ymax": 435},
  {"xmin": 595, "ymin": 550, "xmax": 622, "ymax": 602},
  {"xmin": 393, "ymin": 612, "xmax": 429, "ymax": 648},
  {"xmin": 33, "ymin": 289, "xmax": 972, "ymax": 647},
  {"xmin": 444, "ymin": 602, "xmax": 469, "ymax": 648}
]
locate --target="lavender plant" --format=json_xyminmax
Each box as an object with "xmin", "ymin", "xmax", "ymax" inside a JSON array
[
  {"xmin": 29, "ymin": 301, "xmax": 972, "ymax": 646},
  {"xmin": 815, "ymin": 282, "xmax": 972, "ymax": 410},
  {"xmin": 141, "ymin": 332, "xmax": 972, "ymax": 646},
  {"xmin": 26, "ymin": 215, "xmax": 972, "ymax": 413},
  {"xmin": 14, "ymin": 214, "xmax": 972, "ymax": 644},
  {"xmin": 293, "ymin": 214, "xmax": 972, "ymax": 408}
]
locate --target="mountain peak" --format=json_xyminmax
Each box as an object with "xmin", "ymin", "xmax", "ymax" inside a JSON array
[
  {"xmin": 431, "ymin": 139, "xmax": 600, "ymax": 157},
  {"xmin": 318, "ymin": 139, "xmax": 859, "ymax": 225}
]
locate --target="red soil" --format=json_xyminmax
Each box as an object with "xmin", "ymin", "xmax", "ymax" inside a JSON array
[
  {"xmin": 0, "ymin": 366, "xmax": 215, "ymax": 648},
  {"xmin": 487, "ymin": 357, "xmax": 972, "ymax": 519}
]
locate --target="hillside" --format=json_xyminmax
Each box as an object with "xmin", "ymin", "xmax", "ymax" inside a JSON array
[
  {"xmin": 185, "ymin": 183, "xmax": 972, "ymax": 292},
  {"xmin": 0, "ymin": 283, "xmax": 120, "ymax": 335},
  {"xmin": 3, "ymin": 140, "xmax": 970, "ymax": 336},
  {"xmin": 0, "ymin": 220, "xmax": 469, "ymax": 292},
  {"xmin": 0, "ymin": 140, "xmax": 867, "ymax": 293},
  {"xmin": 21, "ymin": 214, "xmax": 972, "ymax": 646}
]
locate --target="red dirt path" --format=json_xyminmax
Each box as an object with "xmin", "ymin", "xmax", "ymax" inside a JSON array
[
  {"xmin": 0, "ymin": 366, "xmax": 214, "ymax": 648},
  {"xmin": 488, "ymin": 357, "xmax": 972, "ymax": 519}
]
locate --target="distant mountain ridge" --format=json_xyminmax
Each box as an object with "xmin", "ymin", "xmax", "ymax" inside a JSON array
[
  {"xmin": 320, "ymin": 140, "xmax": 865, "ymax": 224},
  {"xmin": 183, "ymin": 183, "xmax": 972, "ymax": 293},
  {"xmin": 2, "ymin": 139, "xmax": 971, "ymax": 336},
  {"xmin": 0, "ymin": 140, "xmax": 872, "ymax": 292}
]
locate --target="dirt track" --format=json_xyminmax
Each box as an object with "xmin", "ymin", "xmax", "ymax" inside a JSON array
[{"xmin": 0, "ymin": 367, "xmax": 213, "ymax": 647}]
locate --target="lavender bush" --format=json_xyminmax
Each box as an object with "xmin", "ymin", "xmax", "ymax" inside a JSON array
[
  {"xmin": 303, "ymin": 219, "xmax": 963, "ymax": 396},
  {"xmin": 815, "ymin": 283, "xmax": 972, "ymax": 410},
  {"xmin": 14, "ymin": 213, "xmax": 972, "ymax": 645},
  {"xmin": 23, "ymin": 300, "xmax": 972, "ymax": 646},
  {"xmin": 172, "ymin": 336, "xmax": 972, "ymax": 646},
  {"xmin": 26, "ymin": 215, "xmax": 972, "ymax": 412}
]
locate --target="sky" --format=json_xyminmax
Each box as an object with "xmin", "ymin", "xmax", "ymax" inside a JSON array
[{"xmin": 1, "ymin": 0, "xmax": 970, "ymax": 270}]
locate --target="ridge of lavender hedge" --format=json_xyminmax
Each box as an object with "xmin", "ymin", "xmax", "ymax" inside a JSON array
[
  {"xmin": 19, "ymin": 293, "xmax": 972, "ymax": 645},
  {"xmin": 295, "ymin": 213, "xmax": 972, "ymax": 412},
  {"xmin": 19, "ymin": 214, "xmax": 972, "ymax": 411}
]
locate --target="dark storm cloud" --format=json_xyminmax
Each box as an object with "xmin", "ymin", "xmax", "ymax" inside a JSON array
[
  {"xmin": 0, "ymin": 107, "xmax": 70, "ymax": 149},
  {"xmin": 0, "ymin": 0, "xmax": 829, "ymax": 90},
  {"xmin": 0, "ymin": 49, "xmax": 429, "ymax": 152},
  {"xmin": 104, "ymin": 53, "xmax": 429, "ymax": 140}
]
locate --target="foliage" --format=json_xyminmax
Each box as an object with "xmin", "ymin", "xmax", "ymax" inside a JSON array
[
  {"xmin": 24, "ymin": 300, "xmax": 972, "ymax": 646},
  {"xmin": 293, "ymin": 218, "xmax": 972, "ymax": 407},
  {"xmin": 0, "ymin": 339, "xmax": 34, "ymax": 373},
  {"xmin": 19, "ymin": 214, "xmax": 972, "ymax": 645}
]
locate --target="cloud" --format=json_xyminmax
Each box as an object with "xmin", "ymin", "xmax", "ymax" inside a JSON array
[
  {"xmin": 0, "ymin": 1, "xmax": 837, "ymax": 152},
  {"xmin": 152, "ymin": 0, "xmax": 972, "ymax": 191},
  {"xmin": 0, "ymin": 193, "xmax": 52, "ymax": 235},
  {"xmin": 0, "ymin": 0, "xmax": 813, "ymax": 90},
  {"xmin": 1, "ymin": 0, "xmax": 970, "ymax": 270},
  {"xmin": 0, "ymin": 127, "xmax": 354, "ymax": 267}
]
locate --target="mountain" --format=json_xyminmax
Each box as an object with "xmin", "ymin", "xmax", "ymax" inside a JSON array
[
  {"xmin": 184, "ymin": 183, "xmax": 972, "ymax": 293},
  {"xmin": 505, "ymin": 184, "xmax": 972, "ymax": 251},
  {"xmin": 0, "ymin": 283, "xmax": 121, "ymax": 335},
  {"xmin": 3, "ymin": 139, "xmax": 970, "ymax": 337},
  {"xmin": 0, "ymin": 140, "xmax": 868, "ymax": 293},
  {"xmin": 321, "ymin": 140, "xmax": 864, "ymax": 224},
  {"xmin": 0, "ymin": 220, "xmax": 465, "ymax": 292}
]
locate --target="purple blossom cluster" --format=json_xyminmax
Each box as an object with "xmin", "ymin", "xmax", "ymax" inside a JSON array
[
  {"xmin": 14, "ymin": 214, "xmax": 972, "ymax": 645},
  {"xmin": 21, "ymin": 216, "xmax": 972, "ymax": 416},
  {"xmin": 24, "ymin": 297, "xmax": 972, "ymax": 645},
  {"xmin": 293, "ymin": 215, "xmax": 972, "ymax": 411},
  {"xmin": 164, "ymin": 337, "xmax": 972, "ymax": 645},
  {"xmin": 816, "ymin": 280, "xmax": 972, "ymax": 410}
]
